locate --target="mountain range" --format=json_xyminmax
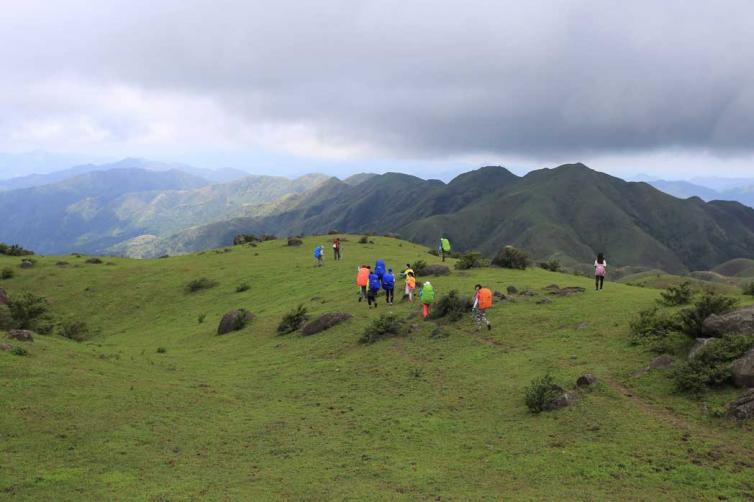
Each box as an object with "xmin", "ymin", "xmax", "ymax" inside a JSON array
[{"xmin": 4, "ymin": 160, "xmax": 754, "ymax": 273}]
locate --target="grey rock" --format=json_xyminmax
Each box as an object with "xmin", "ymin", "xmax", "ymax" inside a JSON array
[
  {"xmin": 649, "ymin": 354, "xmax": 675, "ymax": 369},
  {"xmin": 506, "ymin": 286, "xmax": 518, "ymax": 295},
  {"xmin": 0, "ymin": 343, "xmax": 13, "ymax": 351},
  {"xmin": 544, "ymin": 391, "xmax": 577, "ymax": 411},
  {"xmin": 702, "ymin": 306, "xmax": 754, "ymax": 337},
  {"xmin": 19, "ymin": 260, "xmax": 33, "ymax": 269},
  {"xmin": 536, "ymin": 297, "xmax": 552, "ymax": 305},
  {"xmin": 688, "ymin": 338, "xmax": 714, "ymax": 360},
  {"xmin": 576, "ymin": 374, "xmax": 598, "ymax": 387},
  {"xmin": 217, "ymin": 309, "xmax": 255, "ymax": 335},
  {"xmin": 7, "ymin": 330, "xmax": 34, "ymax": 342},
  {"xmin": 731, "ymin": 348, "xmax": 754, "ymax": 388},
  {"xmin": 301, "ymin": 312, "xmax": 352, "ymax": 336},
  {"xmin": 728, "ymin": 389, "xmax": 754, "ymax": 419}
]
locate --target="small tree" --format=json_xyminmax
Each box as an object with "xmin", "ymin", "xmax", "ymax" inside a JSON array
[
  {"xmin": 539, "ymin": 259, "xmax": 561, "ymax": 272},
  {"xmin": 277, "ymin": 305, "xmax": 309, "ymax": 334},
  {"xmin": 455, "ymin": 252, "xmax": 482, "ymax": 270},
  {"xmin": 677, "ymin": 291, "xmax": 737, "ymax": 338},
  {"xmin": 7, "ymin": 292, "xmax": 50, "ymax": 330},
  {"xmin": 658, "ymin": 281, "xmax": 694, "ymax": 306},
  {"xmin": 524, "ymin": 375, "xmax": 563, "ymax": 413},
  {"xmin": 493, "ymin": 246, "xmax": 529, "ymax": 270}
]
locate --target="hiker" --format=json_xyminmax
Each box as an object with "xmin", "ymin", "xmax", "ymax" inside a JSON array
[
  {"xmin": 314, "ymin": 245, "xmax": 324, "ymax": 267},
  {"xmin": 374, "ymin": 259, "xmax": 386, "ymax": 281},
  {"xmin": 367, "ymin": 269, "xmax": 382, "ymax": 308},
  {"xmin": 401, "ymin": 263, "xmax": 414, "ymax": 298},
  {"xmin": 439, "ymin": 237, "xmax": 451, "ymax": 262},
  {"xmin": 420, "ymin": 280, "xmax": 435, "ymax": 319},
  {"xmin": 332, "ymin": 238, "xmax": 341, "ymax": 260},
  {"xmin": 594, "ymin": 253, "xmax": 607, "ymax": 291},
  {"xmin": 382, "ymin": 268, "xmax": 395, "ymax": 305},
  {"xmin": 472, "ymin": 284, "xmax": 493, "ymax": 331},
  {"xmin": 357, "ymin": 265, "xmax": 370, "ymax": 302},
  {"xmin": 405, "ymin": 271, "xmax": 416, "ymax": 302}
]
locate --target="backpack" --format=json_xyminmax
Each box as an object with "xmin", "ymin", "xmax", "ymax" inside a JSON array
[
  {"xmin": 421, "ymin": 283, "xmax": 435, "ymax": 304},
  {"xmin": 478, "ymin": 288, "xmax": 493, "ymax": 309},
  {"xmin": 382, "ymin": 273, "xmax": 395, "ymax": 290},
  {"xmin": 441, "ymin": 238, "xmax": 451, "ymax": 252},
  {"xmin": 595, "ymin": 263, "xmax": 606, "ymax": 277},
  {"xmin": 314, "ymin": 246, "xmax": 322, "ymax": 258}
]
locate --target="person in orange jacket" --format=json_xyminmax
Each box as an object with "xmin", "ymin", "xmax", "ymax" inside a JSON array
[
  {"xmin": 356, "ymin": 265, "xmax": 370, "ymax": 302},
  {"xmin": 472, "ymin": 284, "xmax": 493, "ymax": 331}
]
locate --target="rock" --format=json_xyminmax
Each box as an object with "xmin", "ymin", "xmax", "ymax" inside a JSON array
[
  {"xmin": 688, "ymin": 338, "xmax": 714, "ymax": 360},
  {"xmin": 301, "ymin": 312, "xmax": 352, "ymax": 336},
  {"xmin": 728, "ymin": 389, "xmax": 754, "ymax": 419},
  {"xmin": 519, "ymin": 290, "xmax": 537, "ymax": 297},
  {"xmin": 543, "ymin": 390, "xmax": 577, "ymax": 411},
  {"xmin": 0, "ymin": 288, "xmax": 7, "ymax": 306},
  {"xmin": 649, "ymin": 354, "xmax": 675, "ymax": 369},
  {"xmin": 0, "ymin": 343, "xmax": 13, "ymax": 351},
  {"xmin": 287, "ymin": 238, "xmax": 303, "ymax": 246},
  {"xmin": 536, "ymin": 297, "xmax": 552, "ymax": 305},
  {"xmin": 217, "ymin": 309, "xmax": 255, "ymax": 335},
  {"xmin": 544, "ymin": 284, "xmax": 560, "ymax": 290},
  {"xmin": 576, "ymin": 374, "xmax": 598, "ymax": 387},
  {"xmin": 19, "ymin": 260, "xmax": 33, "ymax": 269},
  {"xmin": 423, "ymin": 264, "xmax": 451, "ymax": 276},
  {"xmin": 493, "ymin": 291, "xmax": 505, "ymax": 299},
  {"xmin": 731, "ymin": 348, "xmax": 754, "ymax": 388},
  {"xmin": 7, "ymin": 330, "xmax": 34, "ymax": 342},
  {"xmin": 703, "ymin": 306, "xmax": 754, "ymax": 337},
  {"xmin": 507, "ymin": 286, "xmax": 518, "ymax": 295},
  {"xmin": 548, "ymin": 286, "xmax": 587, "ymax": 297}
]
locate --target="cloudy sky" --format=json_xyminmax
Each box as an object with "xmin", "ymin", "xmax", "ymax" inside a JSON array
[{"xmin": 2, "ymin": 0, "xmax": 754, "ymax": 179}]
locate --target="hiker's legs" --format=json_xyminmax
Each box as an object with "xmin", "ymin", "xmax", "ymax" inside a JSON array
[
  {"xmin": 595, "ymin": 276, "xmax": 600, "ymax": 290},
  {"xmin": 359, "ymin": 285, "xmax": 367, "ymax": 302},
  {"xmin": 409, "ymin": 289, "xmax": 414, "ymax": 302},
  {"xmin": 422, "ymin": 303, "xmax": 429, "ymax": 318},
  {"xmin": 474, "ymin": 308, "xmax": 490, "ymax": 330},
  {"xmin": 441, "ymin": 250, "xmax": 445, "ymax": 262},
  {"xmin": 599, "ymin": 276, "xmax": 604, "ymax": 290},
  {"xmin": 387, "ymin": 289, "xmax": 393, "ymax": 304}
]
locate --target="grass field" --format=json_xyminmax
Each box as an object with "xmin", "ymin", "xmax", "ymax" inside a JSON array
[{"xmin": 1, "ymin": 236, "xmax": 753, "ymax": 500}]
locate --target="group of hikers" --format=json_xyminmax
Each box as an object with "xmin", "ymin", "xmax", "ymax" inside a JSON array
[{"xmin": 312, "ymin": 235, "xmax": 608, "ymax": 329}]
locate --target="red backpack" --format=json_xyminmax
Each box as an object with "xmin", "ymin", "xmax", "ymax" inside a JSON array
[{"xmin": 478, "ymin": 288, "xmax": 493, "ymax": 309}]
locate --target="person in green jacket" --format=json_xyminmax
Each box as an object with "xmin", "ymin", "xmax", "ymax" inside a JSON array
[
  {"xmin": 439, "ymin": 237, "xmax": 451, "ymax": 262},
  {"xmin": 420, "ymin": 281, "xmax": 435, "ymax": 319}
]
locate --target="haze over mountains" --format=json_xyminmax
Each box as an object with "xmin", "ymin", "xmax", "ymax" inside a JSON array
[{"xmin": 5, "ymin": 159, "xmax": 754, "ymax": 274}]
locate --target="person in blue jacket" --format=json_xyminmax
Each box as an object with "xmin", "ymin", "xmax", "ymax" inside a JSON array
[
  {"xmin": 367, "ymin": 270, "xmax": 382, "ymax": 308},
  {"xmin": 382, "ymin": 268, "xmax": 395, "ymax": 305},
  {"xmin": 313, "ymin": 245, "xmax": 324, "ymax": 267},
  {"xmin": 374, "ymin": 259, "xmax": 386, "ymax": 281}
]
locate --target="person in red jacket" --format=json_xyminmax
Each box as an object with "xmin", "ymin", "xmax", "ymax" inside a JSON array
[
  {"xmin": 356, "ymin": 265, "xmax": 370, "ymax": 302},
  {"xmin": 472, "ymin": 284, "xmax": 493, "ymax": 331}
]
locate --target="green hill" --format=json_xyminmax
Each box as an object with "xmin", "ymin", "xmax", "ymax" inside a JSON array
[
  {"xmin": 150, "ymin": 164, "xmax": 754, "ymax": 272},
  {"xmin": 1, "ymin": 236, "xmax": 753, "ymax": 500},
  {"xmin": 713, "ymin": 258, "xmax": 754, "ymax": 278}
]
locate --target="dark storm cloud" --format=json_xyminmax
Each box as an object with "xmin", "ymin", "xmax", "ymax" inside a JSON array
[{"xmin": 2, "ymin": 0, "xmax": 754, "ymax": 158}]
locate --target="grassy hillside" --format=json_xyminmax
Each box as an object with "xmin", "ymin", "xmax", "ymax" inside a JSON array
[
  {"xmin": 714, "ymin": 258, "xmax": 754, "ymax": 278},
  {"xmin": 1, "ymin": 236, "xmax": 753, "ymax": 500}
]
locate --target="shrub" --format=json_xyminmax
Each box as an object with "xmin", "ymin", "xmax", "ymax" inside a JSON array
[
  {"xmin": 677, "ymin": 291, "xmax": 737, "ymax": 337},
  {"xmin": 260, "ymin": 234, "xmax": 277, "ymax": 241},
  {"xmin": 0, "ymin": 243, "xmax": 34, "ymax": 256},
  {"xmin": 7, "ymin": 292, "xmax": 50, "ymax": 330},
  {"xmin": 358, "ymin": 235, "xmax": 369, "ymax": 244},
  {"xmin": 658, "ymin": 281, "xmax": 694, "ymax": 306},
  {"xmin": 156, "ymin": 347, "xmax": 167, "ymax": 354},
  {"xmin": 233, "ymin": 234, "xmax": 258, "ymax": 245},
  {"xmin": 455, "ymin": 251, "xmax": 483, "ymax": 270},
  {"xmin": 85, "ymin": 257, "xmax": 103, "ymax": 264},
  {"xmin": 539, "ymin": 259, "xmax": 561, "ymax": 272},
  {"xmin": 743, "ymin": 282, "xmax": 754, "ymax": 296},
  {"xmin": 198, "ymin": 313, "xmax": 207, "ymax": 324},
  {"xmin": 185, "ymin": 277, "xmax": 218, "ymax": 293},
  {"xmin": 430, "ymin": 290, "xmax": 473, "ymax": 322},
  {"xmin": 58, "ymin": 319, "xmax": 90, "ymax": 342},
  {"xmin": 524, "ymin": 375, "xmax": 563, "ymax": 413},
  {"xmin": 383, "ymin": 233, "xmax": 400, "ymax": 239},
  {"xmin": 423, "ymin": 264, "xmax": 451, "ymax": 276},
  {"xmin": 287, "ymin": 237, "xmax": 303, "ymax": 246},
  {"xmin": 11, "ymin": 346, "xmax": 28, "ymax": 356},
  {"xmin": 327, "ymin": 229, "xmax": 339, "ymax": 235},
  {"xmin": 1, "ymin": 267, "xmax": 14, "ymax": 279},
  {"xmin": 629, "ymin": 307, "xmax": 681, "ymax": 345},
  {"xmin": 236, "ymin": 283, "xmax": 251, "ymax": 293},
  {"xmin": 277, "ymin": 304, "xmax": 309, "ymax": 334},
  {"xmin": 0, "ymin": 305, "xmax": 13, "ymax": 330},
  {"xmin": 412, "ymin": 260, "xmax": 428, "ymax": 275},
  {"xmin": 359, "ymin": 313, "xmax": 405, "ymax": 344},
  {"xmin": 493, "ymin": 246, "xmax": 529, "ymax": 270},
  {"xmin": 673, "ymin": 335, "xmax": 754, "ymax": 394}
]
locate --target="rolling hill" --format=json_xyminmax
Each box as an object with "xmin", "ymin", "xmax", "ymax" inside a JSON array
[
  {"xmin": 141, "ymin": 164, "xmax": 754, "ymax": 272},
  {"xmin": 1, "ymin": 235, "xmax": 753, "ymax": 499}
]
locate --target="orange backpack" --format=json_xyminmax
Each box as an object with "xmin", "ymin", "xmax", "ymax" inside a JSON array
[
  {"xmin": 478, "ymin": 288, "xmax": 493, "ymax": 309},
  {"xmin": 357, "ymin": 268, "xmax": 370, "ymax": 286}
]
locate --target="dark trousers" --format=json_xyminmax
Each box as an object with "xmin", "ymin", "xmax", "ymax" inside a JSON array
[
  {"xmin": 359, "ymin": 285, "xmax": 367, "ymax": 301},
  {"xmin": 384, "ymin": 288, "xmax": 394, "ymax": 303},
  {"xmin": 367, "ymin": 288, "xmax": 379, "ymax": 306},
  {"xmin": 595, "ymin": 275, "xmax": 604, "ymax": 290},
  {"xmin": 334, "ymin": 248, "xmax": 341, "ymax": 260}
]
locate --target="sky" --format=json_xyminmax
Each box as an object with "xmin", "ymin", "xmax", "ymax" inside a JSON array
[{"xmin": 2, "ymin": 0, "xmax": 754, "ymax": 180}]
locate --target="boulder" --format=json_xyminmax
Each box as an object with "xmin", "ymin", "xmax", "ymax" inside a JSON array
[
  {"xmin": 536, "ymin": 297, "xmax": 552, "ymax": 305},
  {"xmin": 543, "ymin": 390, "xmax": 577, "ymax": 411},
  {"xmin": 7, "ymin": 330, "xmax": 34, "ymax": 342},
  {"xmin": 0, "ymin": 288, "xmax": 7, "ymax": 306},
  {"xmin": 548, "ymin": 286, "xmax": 587, "ymax": 297},
  {"xmin": 301, "ymin": 312, "xmax": 352, "ymax": 336},
  {"xmin": 649, "ymin": 355, "xmax": 675, "ymax": 370},
  {"xmin": 19, "ymin": 260, "xmax": 33, "ymax": 269},
  {"xmin": 731, "ymin": 348, "xmax": 754, "ymax": 388},
  {"xmin": 493, "ymin": 291, "xmax": 505, "ymax": 299},
  {"xmin": 576, "ymin": 374, "xmax": 598, "ymax": 387},
  {"xmin": 423, "ymin": 264, "xmax": 451, "ymax": 276},
  {"xmin": 688, "ymin": 338, "xmax": 714, "ymax": 360},
  {"xmin": 217, "ymin": 309, "xmax": 255, "ymax": 335},
  {"xmin": 506, "ymin": 286, "xmax": 518, "ymax": 295},
  {"xmin": 0, "ymin": 343, "xmax": 13, "ymax": 352},
  {"xmin": 702, "ymin": 306, "xmax": 754, "ymax": 337},
  {"xmin": 728, "ymin": 389, "xmax": 754, "ymax": 419}
]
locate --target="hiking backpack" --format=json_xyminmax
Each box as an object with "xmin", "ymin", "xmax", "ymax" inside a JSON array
[
  {"xmin": 478, "ymin": 288, "xmax": 493, "ymax": 309},
  {"xmin": 421, "ymin": 283, "xmax": 435, "ymax": 304},
  {"xmin": 441, "ymin": 238, "xmax": 451, "ymax": 253}
]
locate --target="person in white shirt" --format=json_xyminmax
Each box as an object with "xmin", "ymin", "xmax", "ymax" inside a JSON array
[{"xmin": 594, "ymin": 253, "xmax": 607, "ymax": 291}]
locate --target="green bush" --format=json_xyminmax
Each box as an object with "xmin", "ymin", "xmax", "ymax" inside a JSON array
[
  {"xmin": 677, "ymin": 291, "xmax": 737, "ymax": 337},
  {"xmin": 287, "ymin": 238, "xmax": 303, "ymax": 246},
  {"xmin": 673, "ymin": 335, "xmax": 754, "ymax": 394},
  {"xmin": 430, "ymin": 290, "xmax": 473, "ymax": 322},
  {"xmin": 58, "ymin": 319, "xmax": 90, "ymax": 342},
  {"xmin": 455, "ymin": 252, "xmax": 483, "ymax": 270},
  {"xmin": 11, "ymin": 346, "xmax": 28, "ymax": 356},
  {"xmin": 658, "ymin": 281, "xmax": 694, "ymax": 306},
  {"xmin": 0, "ymin": 243, "xmax": 34, "ymax": 256},
  {"xmin": 539, "ymin": 259, "xmax": 561, "ymax": 272},
  {"xmin": 359, "ymin": 313, "xmax": 405, "ymax": 344},
  {"xmin": 7, "ymin": 292, "xmax": 50, "ymax": 330},
  {"xmin": 629, "ymin": 307, "xmax": 681, "ymax": 345},
  {"xmin": 236, "ymin": 283, "xmax": 251, "ymax": 293},
  {"xmin": 358, "ymin": 235, "xmax": 369, "ymax": 244},
  {"xmin": 85, "ymin": 257, "xmax": 103, "ymax": 264},
  {"xmin": 1, "ymin": 267, "xmax": 14, "ymax": 280},
  {"xmin": 277, "ymin": 305, "xmax": 309, "ymax": 334},
  {"xmin": 743, "ymin": 282, "xmax": 754, "ymax": 296},
  {"xmin": 492, "ymin": 246, "xmax": 529, "ymax": 270},
  {"xmin": 524, "ymin": 375, "xmax": 563, "ymax": 413},
  {"xmin": 185, "ymin": 277, "xmax": 218, "ymax": 293},
  {"xmin": 198, "ymin": 313, "xmax": 207, "ymax": 324},
  {"xmin": 156, "ymin": 347, "xmax": 167, "ymax": 354},
  {"xmin": 411, "ymin": 260, "xmax": 428, "ymax": 275}
]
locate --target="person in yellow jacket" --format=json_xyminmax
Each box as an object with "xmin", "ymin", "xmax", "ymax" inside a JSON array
[
  {"xmin": 401, "ymin": 263, "xmax": 414, "ymax": 300},
  {"xmin": 405, "ymin": 271, "xmax": 416, "ymax": 302}
]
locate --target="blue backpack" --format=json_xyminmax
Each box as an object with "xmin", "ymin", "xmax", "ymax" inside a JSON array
[
  {"xmin": 314, "ymin": 246, "xmax": 322, "ymax": 258},
  {"xmin": 382, "ymin": 272, "xmax": 395, "ymax": 290},
  {"xmin": 368, "ymin": 272, "xmax": 382, "ymax": 290}
]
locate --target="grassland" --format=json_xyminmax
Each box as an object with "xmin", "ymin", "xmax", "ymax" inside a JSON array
[{"xmin": 1, "ymin": 236, "xmax": 753, "ymax": 500}]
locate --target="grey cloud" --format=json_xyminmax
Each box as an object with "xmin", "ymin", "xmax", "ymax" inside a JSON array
[{"xmin": 2, "ymin": 0, "xmax": 754, "ymax": 158}]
